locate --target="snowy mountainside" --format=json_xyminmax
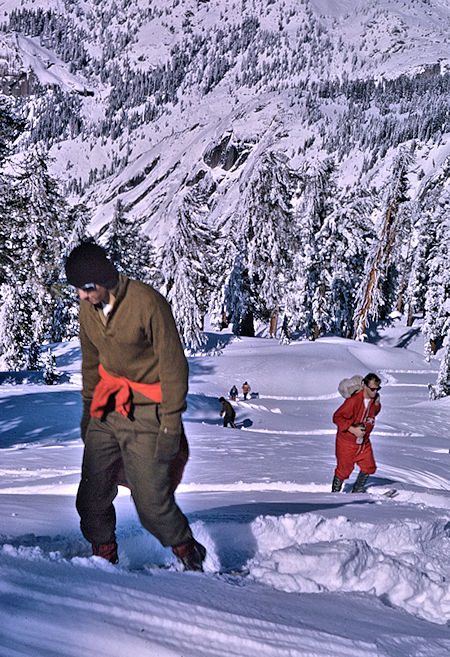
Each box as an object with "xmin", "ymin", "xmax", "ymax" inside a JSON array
[{"xmin": 0, "ymin": 0, "xmax": 448, "ymax": 241}]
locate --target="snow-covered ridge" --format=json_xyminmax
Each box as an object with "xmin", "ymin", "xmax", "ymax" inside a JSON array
[{"xmin": 0, "ymin": 0, "xmax": 448, "ymax": 242}]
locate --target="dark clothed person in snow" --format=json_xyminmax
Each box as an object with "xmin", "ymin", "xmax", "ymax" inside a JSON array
[
  {"xmin": 219, "ymin": 397, "xmax": 236, "ymax": 428},
  {"xmin": 65, "ymin": 242, "xmax": 205, "ymax": 571}
]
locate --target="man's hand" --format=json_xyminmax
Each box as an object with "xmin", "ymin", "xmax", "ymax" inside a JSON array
[
  {"xmin": 348, "ymin": 423, "xmax": 366, "ymax": 440},
  {"xmin": 154, "ymin": 427, "xmax": 181, "ymax": 462}
]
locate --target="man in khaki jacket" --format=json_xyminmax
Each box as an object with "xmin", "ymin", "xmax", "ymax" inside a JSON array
[{"xmin": 65, "ymin": 242, "xmax": 205, "ymax": 570}]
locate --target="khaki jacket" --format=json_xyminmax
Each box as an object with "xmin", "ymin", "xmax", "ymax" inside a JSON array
[{"xmin": 79, "ymin": 274, "xmax": 188, "ymax": 434}]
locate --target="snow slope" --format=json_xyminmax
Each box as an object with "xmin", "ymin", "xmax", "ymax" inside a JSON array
[{"xmin": 0, "ymin": 320, "xmax": 449, "ymax": 656}]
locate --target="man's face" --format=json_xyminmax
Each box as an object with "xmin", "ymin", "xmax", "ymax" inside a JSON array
[
  {"xmin": 363, "ymin": 379, "xmax": 381, "ymax": 399},
  {"xmin": 77, "ymin": 284, "xmax": 110, "ymax": 305}
]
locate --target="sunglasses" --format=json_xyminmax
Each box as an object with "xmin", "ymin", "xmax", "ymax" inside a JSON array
[
  {"xmin": 80, "ymin": 282, "xmax": 96, "ymax": 292},
  {"xmin": 366, "ymin": 385, "xmax": 381, "ymax": 392}
]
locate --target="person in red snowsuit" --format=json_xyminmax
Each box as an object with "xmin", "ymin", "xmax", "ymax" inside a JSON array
[{"xmin": 332, "ymin": 373, "xmax": 381, "ymax": 493}]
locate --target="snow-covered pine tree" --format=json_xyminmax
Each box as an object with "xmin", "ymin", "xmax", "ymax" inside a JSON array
[
  {"xmin": 208, "ymin": 217, "xmax": 239, "ymax": 332},
  {"xmin": 51, "ymin": 291, "xmax": 80, "ymax": 343},
  {"xmin": 405, "ymin": 161, "xmax": 449, "ymax": 356},
  {"xmin": 279, "ymin": 313, "xmax": 291, "ymax": 344},
  {"xmin": 7, "ymin": 149, "xmax": 68, "ymax": 350},
  {"xmin": 65, "ymin": 203, "xmax": 92, "ymax": 255},
  {"xmin": 316, "ymin": 187, "xmax": 375, "ymax": 337},
  {"xmin": 230, "ymin": 151, "xmax": 296, "ymax": 335},
  {"xmin": 0, "ymin": 282, "xmax": 34, "ymax": 370},
  {"xmin": 422, "ymin": 218, "xmax": 450, "ymax": 360},
  {"xmin": 160, "ymin": 189, "xmax": 218, "ymax": 349},
  {"xmin": 102, "ymin": 199, "xmax": 158, "ymax": 285},
  {"xmin": 223, "ymin": 251, "xmax": 254, "ymax": 337},
  {"xmin": 404, "ymin": 200, "xmax": 432, "ymax": 326},
  {"xmin": 26, "ymin": 341, "xmax": 41, "ymax": 371},
  {"xmin": 285, "ymin": 158, "xmax": 335, "ymax": 339},
  {"xmin": 0, "ymin": 101, "xmax": 25, "ymax": 283},
  {"xmin": 353, "ymin": 148, "xmax": 414, "ymax": 339},
  {"xmin": 429, "ymin": 333, "xmax": 450, "ymax": 399},
  {"xmin": 42, "ymin": 348, "xmax": 59, "ymax": 385},
  {"xmin": 50, "ymin": 202, "xmax": 93, "ymax": 342}
]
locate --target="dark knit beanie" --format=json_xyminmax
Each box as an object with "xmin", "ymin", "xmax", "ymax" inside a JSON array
[{"xmin": 65, "ymin": 242, "xmax": 119, "ymax": 289}]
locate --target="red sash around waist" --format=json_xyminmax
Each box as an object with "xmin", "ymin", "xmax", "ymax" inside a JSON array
[{"xmin": 90, "ymin": 364, "xmax": 162, "ymax": 418}]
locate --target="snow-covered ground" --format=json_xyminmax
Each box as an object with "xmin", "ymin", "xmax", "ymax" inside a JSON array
[{"xmin": 0, "ymin": 321, "xmax": 449, "ymax": 656}]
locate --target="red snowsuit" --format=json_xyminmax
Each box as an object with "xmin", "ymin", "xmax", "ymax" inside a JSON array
[{"xmin": 333, "ymin": 390, "xmax": 381, "ymax": 480}]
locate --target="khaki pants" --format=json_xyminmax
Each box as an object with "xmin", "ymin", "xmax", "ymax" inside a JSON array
[{"xmin": 76, "ymin": 404, "xmax": 192, "ymax": 548}]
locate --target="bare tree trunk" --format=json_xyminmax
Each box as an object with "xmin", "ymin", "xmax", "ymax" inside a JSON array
[
  {"xmin": 406, "ymin": 304, "xmax": 414, "ymax": 326},
  {"xmin": 269, "ymin": 303, "xmax": 279, "ymax": 338},
  {"xmin": 353, "ymin": 265, "xmax": 379, "ymax": 339},
  {"xmin": 221, "ymin": 309, "xmax": 228, "ymax": 329},
  {"xmin": 353, "ymin": 199, "xmax": 402, "ymax": 339}
]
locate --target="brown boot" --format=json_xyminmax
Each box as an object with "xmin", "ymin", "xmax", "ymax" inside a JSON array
[
  {"xmin": 172, "ymin": 539, "xmax": 206, "ymax": 571},
  {"xmin": 92, "ymin": 541, "xmax": 118, "ymax": 564}
]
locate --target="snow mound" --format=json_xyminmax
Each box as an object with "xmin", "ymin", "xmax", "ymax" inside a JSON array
[{"xmin": 246, "ymin": 513, "xmax": 450, "ymax": 625}]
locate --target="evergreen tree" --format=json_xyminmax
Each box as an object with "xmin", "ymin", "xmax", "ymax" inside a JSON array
[
  {"xmin": 422, "ymin": 219, "xmax": 450, "ymax": 360},
  {"xmin": 223, "ymin": 252, "xmax": 254, "ymax": 336},
  {"xmin": 279, "ymin": 313, "xmax": 291, "ymax": 344},
  {"xmin": 0, "ymin": 101, "xmax": 26, "ymax": 283},
  {"xmin": 315, "ymin": 188, "xmax": 375, "ymax": 337},
  {"xmin": 160, "ymin": 189, "xmax": 217, "ymax": 348},
  {"xmin": 285, "ymin": 158, "xmax": 335, "ymax": 339},
  {"xmin": 42, "ymin": 348, "xmax": 59, "ymax": 385},
  {"xmin": 0, "ymin": 282, "xmax": 33, "ymax": 370},
  {"xmin": 51, "ymin": 292, "xmax": 80, "ymax": 343},
  {"xmin": 102, "ymin": 199, "xmax": 158, "ymax": 284},
  {"xmin": 405, "ymin": 201, "xmax": 432, "ymax": 323},
  {"xmin": 405, "ymin": 163, "xmax": 450, "ymax": 354},
  {"xmin": 208, "ymin": 220, "xmax": 238, "ymax": 332},
  {"xmin": 429, "ymin": 334, "xmax": 450, "ymax": 399},
  {"xmin": 65, "ymin": 203, "xmax": 92, "ymax": 255},
  {"xmin": 52, "ymin": 202, "xmax": 93, "ymax": 342},
  {"xmin": 7, "ymin": 149, "xmax": 68, "ymax": 348},
  {"xmin": 230, "ymin": 151, "xmax": 297, "ymax": 335},
  {"xmin": 26, "ymin": 341, "xmax": 42, "ymax": 370},
  {"xmin": 0, "ymin": 99, "xmax": 25, "ymax": 164}
]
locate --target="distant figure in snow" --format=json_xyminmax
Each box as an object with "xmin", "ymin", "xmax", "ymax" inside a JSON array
[
  {"xmin": 219, "ymin": 397, "xmax": 237, "ymax": 428},
  {"xmin": 229, "ymin": 385, "xmax": 238, "ymax": 401},
  {"xmin": 242, "ymin": 381, "xmax": 251, "ymax": 400},
  {"xmin": 331, "ymin": 373, "xmax": 382, "ymax": 493}
]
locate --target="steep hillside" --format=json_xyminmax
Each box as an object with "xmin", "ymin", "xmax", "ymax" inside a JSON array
[{"xmin": 0, "ymin": 0, "xmax": 448, "ymax": 242}]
